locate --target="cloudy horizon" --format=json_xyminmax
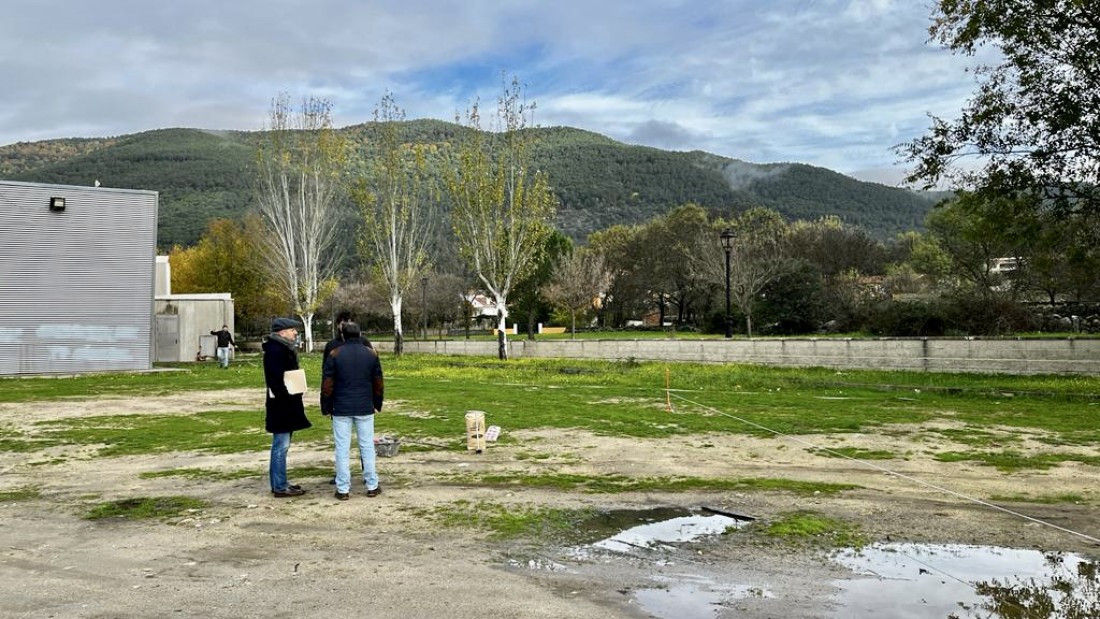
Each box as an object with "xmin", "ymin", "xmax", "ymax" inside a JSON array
[{"xmin": 1, "ymin": 1, "xmax": 986, "ymax": 186}]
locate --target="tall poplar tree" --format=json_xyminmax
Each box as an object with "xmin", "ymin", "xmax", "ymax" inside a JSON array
[
  {"xmin": 445, "ymin": 77, "xmax": 558, "ymax": 359},
  {"xmin": 351, "ymin": 93, "xmax": 436, "ymax": 355},
  {"xmin": 255, "ymin": 94, "xmax": 347, "ymax": 352}
]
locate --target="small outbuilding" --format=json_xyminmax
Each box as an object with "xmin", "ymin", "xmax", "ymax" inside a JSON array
[{"xmin": 0, "ymin": 180, "xmax": 158, "ymax": 375}]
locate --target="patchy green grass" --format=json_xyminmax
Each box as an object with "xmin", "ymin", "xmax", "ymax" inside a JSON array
[
  {"xmin": 0, "ymin": 428, "xmax": 63, "ymax": 453},
  {"xmin": 83, "ymin": 496, "xmax": 207, "ymax": 521},
  {"xmin": 3, "ymin": 354, "xmax": 1098, "ymax": 479},
  {"xmin": 763, "ymin": 511, "xmax": 867, "ymax": 548},
  {"xmin": 139, "ymin": 467, "xmax": 258, "ymax": 481},
  {"xmin": 934, "ymin": 450, "xmax": 1100, "ymax": 472},
  {"xmin": 989, "ymin": 492, "xmax": 1088, "ymax": 505},
  {"xmin": 811, "ymin": 447, "xmax": 900, "ymax": 460},
  {"xmin": 514, "ymin": 451, "xmax": 555, "ymax": 461},
  {"xmin": 430, "ymin": 499, "xmax": 595, "ymax": 540},
  {"xmin": 27, "ymin": 410, "xmax": 327, "ymax": 457},
  {"xmin": 448, "ymin": 472, "xmax": 858, "ymax": 495},
  {"xmin": 0, "ymin": 487, "xmax": 40, "ymax": 502},
  {"xmin": 931, "ymin": 428, "xmax": 1022, "ymax": 448}
]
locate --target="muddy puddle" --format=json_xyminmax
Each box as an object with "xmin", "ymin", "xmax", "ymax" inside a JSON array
[
  {"xmin": 832, "ymin": 542, "xmax": 1096, "ymax": 618},
  {"xmin": 514, "ymin": 507, "xmax": 1099, "ymax": 619}
]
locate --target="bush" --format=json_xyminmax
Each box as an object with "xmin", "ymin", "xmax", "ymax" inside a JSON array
[{"xmin": 865, "ymin": 300, "xmax": 948, "ymax": 336}]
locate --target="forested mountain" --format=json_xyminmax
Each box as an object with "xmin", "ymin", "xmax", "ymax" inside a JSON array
[{"xmin": 1, "ymin": 121, "xmax": 938, "ymax": 247}]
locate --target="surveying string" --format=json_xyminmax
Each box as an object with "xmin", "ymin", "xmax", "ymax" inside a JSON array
[{"xmin": 668, "ymin": 391, "xmax": 1100, "ymax": 547}]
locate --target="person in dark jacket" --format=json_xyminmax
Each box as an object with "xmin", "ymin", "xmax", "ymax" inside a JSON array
[
  {"xmin": 210, "ymin": 325, "xmax": 235, "ymax": 368},
  {"xmin": 263, "ymin": 317, "xmax": 312, "ymax": 498},
  {"xmin": 321, "ymin": 312, "xmax": 371, "ymax": 485},
  {"xmin": 321, "ymin": 322, "xmax": 384, "ymax": 500}
]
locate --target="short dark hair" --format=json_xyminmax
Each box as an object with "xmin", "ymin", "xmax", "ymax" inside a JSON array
[{"xmin": 336, "ymin": 311, "xmax": 354, "ymax": 324}]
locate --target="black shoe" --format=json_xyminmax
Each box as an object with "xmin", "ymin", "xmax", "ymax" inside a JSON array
[
  {"xmin": 329, "ymin": 477, "xmax": 336, "ymax": 485},
  {"xmin": 272, "ymin": 487, "xmax": 305, "ymax": 498},
  {"xmin": 366, "ymin": 485, "xmax": 382, "ymax": 498},
  {"xmin": 335, "ymin": 491, "xmax": 350, "ymax": 501},
  {"xmin": 288, "ymin": 484, "xmax": 302, "ymax": 491}
]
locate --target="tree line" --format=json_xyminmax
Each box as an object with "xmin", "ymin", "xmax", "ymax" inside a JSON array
[{"xmin": 171, "ymin": 0, "xmax": 1100, "ymax": 355}]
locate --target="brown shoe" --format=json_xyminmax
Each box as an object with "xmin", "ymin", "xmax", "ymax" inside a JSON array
[
  {"xmin": 335, "ymin": 492, "xmax": 350, "ymax": 501},
  {"xmin": 366, "ymin": 485, "xmax": 382, "ymax": 498},
  {"xmin": 272, "ymin": 487, "xmax": 305, "ymax": 498}
]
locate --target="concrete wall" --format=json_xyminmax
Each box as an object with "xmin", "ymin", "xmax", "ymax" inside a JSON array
[{"xmin": 377, "ymin": 337, "xmax": 1100, "ymax": 376}]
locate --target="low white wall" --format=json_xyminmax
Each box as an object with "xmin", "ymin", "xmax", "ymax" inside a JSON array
[{"xmin": 374, "ymin": 337, "xmax": 1100, "ymax": 376}]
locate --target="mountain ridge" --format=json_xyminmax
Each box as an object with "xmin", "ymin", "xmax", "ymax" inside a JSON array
[{"xmin": 0, "ymin": 121, "xmax": 938, "ymax": 247}]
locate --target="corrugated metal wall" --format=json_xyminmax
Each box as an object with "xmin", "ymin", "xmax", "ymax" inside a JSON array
[{"xmin": 0, "ymin": 180, "xmax": 158, "ymax": 375}]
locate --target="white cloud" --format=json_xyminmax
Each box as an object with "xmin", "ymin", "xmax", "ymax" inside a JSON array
[{"xmin": 0, "ymin": 0, "xmax": 985, "ymax": 175}]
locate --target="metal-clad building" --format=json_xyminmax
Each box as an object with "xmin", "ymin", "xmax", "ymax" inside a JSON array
[{"xmin": 0, "ymin": 180, "xmax": 158, "ymax": 375}]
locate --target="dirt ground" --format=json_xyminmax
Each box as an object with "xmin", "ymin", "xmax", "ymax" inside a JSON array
[{"xmin": 1, "ymin": 388, "xmax": 1097, "ymax": 618}]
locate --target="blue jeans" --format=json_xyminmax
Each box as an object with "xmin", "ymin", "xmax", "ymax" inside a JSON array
[
  {"xmin": 269, "ymin": 432, "xmax": 293, "ymax": 491},
  {"xmin": 332, "ymin": 415, "xmax": 378, "ymax": 493},
  {"xmin": 216, "ymin": 347, "xmax": 231, "ymax": 368}
]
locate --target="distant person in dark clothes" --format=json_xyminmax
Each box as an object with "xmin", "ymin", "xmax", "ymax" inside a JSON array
[
  {"xmin": 323, "ymin": 312, "xmax": 372, "ymax": 361},
  {"xmin": 321, "ymin": 322, "xmax": 384, "ymax": 500},
  {"xmin": 210, "ymin": 324, "xmax": 235, "ymax": 368},
  {"xmin": 263, "ymin": 317, "xmax": 311, "ymax": 497}
]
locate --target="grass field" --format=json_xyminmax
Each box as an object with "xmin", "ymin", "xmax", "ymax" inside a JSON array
[{"xmin": 1, "ymin": 353, "xmax": 1098, "ymax": 473}]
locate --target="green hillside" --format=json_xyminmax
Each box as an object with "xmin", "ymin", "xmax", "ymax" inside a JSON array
[{"xmin": 2, "ymin": 121, "xmax": 936, "ymax": 247}]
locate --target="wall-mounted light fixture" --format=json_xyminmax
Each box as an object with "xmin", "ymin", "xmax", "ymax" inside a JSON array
[{"xmin": 49, "ymin": 196, "xmax": 66, "ymax": 212}]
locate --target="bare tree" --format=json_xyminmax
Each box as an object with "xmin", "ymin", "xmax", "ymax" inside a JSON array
[
  {"xmin": 545, "ymin": 248, "xmax": 608, "ymax": 338},
  {"xmin": 444, "ymin": 76, "xmax": 557, "ymax": 359},
  {"xmin": 350, "ymin": 93, "xmax": 436, "ymax": 355},
  {"xmin": 255, "ymin": 94, "xmax": 347, "ymax": 352},
  {"xmin": 699, "ymin": 208, "xmax": 790, "ymax": 337}
]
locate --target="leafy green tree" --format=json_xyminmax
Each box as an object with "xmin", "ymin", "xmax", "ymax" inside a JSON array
[
  {"xmin": 168, "ymin": 216, "xmax": 288, "ymax": 330},
  {"xmin": 787, "ymin": 216, "xmax": 886, "ymax": 281},
  {"xmin": 902, "ymin": 1, "xmax": 1100, "ymax": 216},
  {"xmin": 924, "ymin": 193, "xmax": 1026, "ymax": 298},
  {"xmin": 444, "ymin": 77, "xmax": 558, "ymax": 359},
  {"xmin": 587, "ymin": 224, "xmax": 645, "ymax": 326},
  {"xmin": 510, "ymin": 230, "xmax": 572, "ymax": 339},
  {"xmin": 701, "ymin": 208, "xmax": 790, "ymax": 337},
  {"xmin": 655, "ymin": 204, "xmax": 713, "ymax": 326}
]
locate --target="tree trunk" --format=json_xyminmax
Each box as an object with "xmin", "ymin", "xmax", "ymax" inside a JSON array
[
  {"xmin": 391, "ymin": 297, "xmax": 404, "ymax": 356},
  {"xmin": 300, "ymin": 313, "xmax": 314, "ymax": 352},
  {"xmin": 496, "ymin": 304, "xmax": 509, "ymax": 360},
  {"xmin": 746, "ymin": 312, "xmax": 754, "ymax": 338},
  {"xmin": 571, "ymin": 311, "xmax": 577, "ymax": 339},
  {"xmin": 527, "ymin": 310, "xmax": 536, "ymax": 340}
]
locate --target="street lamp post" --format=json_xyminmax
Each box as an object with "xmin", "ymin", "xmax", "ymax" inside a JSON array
[
  {"xmin": 420, "ymin": 276, "xmax": 429, "ymax": 340},
  {"xmin": 720, "ymin": 228, "xmax": 734, "ymax": 338}
]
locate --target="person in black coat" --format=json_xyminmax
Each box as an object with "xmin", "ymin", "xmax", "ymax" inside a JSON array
[
  {"xmin": 210, "ymin": 324, "xmax": 235, "ymax": 368},
  {"xmin": 263, "ymin": 317, "xmax": 312, "ymax": 497},
  {"xmin": 321, "ymin": 322, "xmax": 384, "ymax": 500}
]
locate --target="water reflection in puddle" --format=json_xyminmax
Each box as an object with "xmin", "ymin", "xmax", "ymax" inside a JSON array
[
  {"xmin": 634, "ymin": 574, "xmax": 774, "ymax": 619},
  {"xmin": 591, "ymin": 512, "xmax": 746, "ymax": 553},
  {"xmin": 832, "ymin": 543, "xmax": 1091, "ymax": 618}
]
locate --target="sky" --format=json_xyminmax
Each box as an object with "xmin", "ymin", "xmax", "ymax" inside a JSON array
[{"xmin": 0, "ymin": 0, "xmax": 985, "ymax": 186}]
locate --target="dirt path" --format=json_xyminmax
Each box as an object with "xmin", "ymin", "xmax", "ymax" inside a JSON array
[{"xmin": 1, "ymin": 389, "xmax": 1097, "ymax": 618}]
